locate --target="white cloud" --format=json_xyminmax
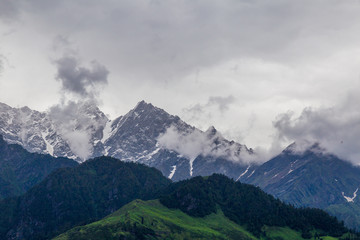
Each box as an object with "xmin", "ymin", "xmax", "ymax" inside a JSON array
[
  {"xmin": 274, "ymin": 92, "xmax": 360, "ymax": 164},
  {"xmin": 62, "ymin": 130, "xmax": 91, "ymax": 160},
  {"xmin": 157, "ymin": 125, "xmax": 270, "ymax": 165},
  {"xmin": 48, "ymin": 100, "xmax": 107, "ymax": 160},
  {"xmin": 1, "ymin": 0, "xmax": 360, "ymax": 161}
]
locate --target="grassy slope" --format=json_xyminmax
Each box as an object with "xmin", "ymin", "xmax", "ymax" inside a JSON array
[
  {"xmin": 54, "ymin": 199, "xmax": 343, "ymax": 240},
  {"xmin": 54, "ymin": 199, "xmax": 255, "ymax": 240}
]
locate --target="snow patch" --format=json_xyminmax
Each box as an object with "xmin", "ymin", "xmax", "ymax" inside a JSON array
[
  {"xmin": 101, "ymin": 120, "xmax": 113, "ymax": 144},
  {"xmin": 7, "ymin": 117, "xmax": 13, "ymax": 125},
  {"xmin": 342, "ymin": 188, "xmax": 359, "ymax": 202},
  {"xmin": 190, "ymin": 157, "xmax": 195, "ymax": 176},
  {"xmin": 272, "ymin": 173, "xmax": 279, "ymax": 179},
  {"xmin": 247, "ymin": 170, "xmax": 255, "ymax": 178},
  {"xmin": 146, "ymin": 147, "xmax": 160, "ymax": 158},
  {"xmin": 236, "ymin": 166, "xmax": 250, "ymax": 181},
  {"xmin": 281, "ymin": 169, "xmax": 294, "ymax": 179},
  {"xmin": 41, "ymin": 132, "xmax": 54, "ymax": 156},
  {"xmin": 168, "ymin": 165, "xmax": 177, "ymax": 179},
  {"xmin": 286, "ymin": 178, "xmax": 295, "ymax": 184},
  {"xmin": 138, "ymin": 147, "xmax": 161, "ymax": 161}
]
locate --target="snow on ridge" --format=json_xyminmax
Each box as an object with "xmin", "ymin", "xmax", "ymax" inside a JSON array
[
  {"xmin": 168, "ymin": 165, "xmax": 177, "ymax": 179},
  {"xmin": 190, "ymin": 157, "xmax": 195, "ymax": 176},
  {"xmin": 101, "ymin": 120, "xmax": 113, "ymax": 144},
  {"xmin": 342, "ymin": 188, "xmax": 359, "ymax": 202},
  {"xmin": 41, "ymin": 132, "xmax": 54, "ymax": 156},
  {"xmin": 146, "ymin": 147, "xmax": 160, "ymax": 159},
  {"xmin": 272, "ymin": 173, "xmax": 279, "ymax": 179},
  {"xmin": 236, "ymin": 165, "xmax": 250, "ymax": 181},
  {"xmin": 281, "ymin": 168, "xmax": 294, "ymax": 179},
  {"xmin": 247, "ymin": 169, "xmax": 256, "ymax": 178}
]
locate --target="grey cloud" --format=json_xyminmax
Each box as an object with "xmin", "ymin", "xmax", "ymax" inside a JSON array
[
  {"xmin": 49, "ymin": 38, "xmax": 110, "ymax": 159},
  {"xmin": 13, "ymin": 0, "xmax": 360, "ymax": 83},
  {"xmin": 157, "ymin": 125, "xmax": 269, "ymax": 167},
  {"xmin": 55, "ymin": 56, "xmax": 109, "ymax": 98},
  {"xmin": 48, "ymin": 100, "xmax": 106, "ymax": 160},
  {"xmin": 273, "ymin": 94, "xmax": 360, "ymax": 164},
  {"xmin": 0, "ymin": 55, "xmax": 3, "ymax": 74},
  {"xmin": 0, "ymin": 0, "xmax": 18, "ymax": 21},
  {"xmin": 0, "ymin": 54, "xmax": 8, "ymax": 75},
  {"xmin": 52, "ymin": 35, "xmax": 73, "ymax": 53},
  {"xmin": 3, "ymin": 0, "xmax": 360, "ymax": 163},
  {"xmin": 183, "ymin": 95, "xmax": 235, "ymax": 125},
  {"xmin": 208, "ymin": 96, "xmax": 236, "ymax": 112}
]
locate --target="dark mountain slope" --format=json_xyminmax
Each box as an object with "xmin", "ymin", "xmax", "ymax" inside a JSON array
[
  {"xmin": 0, "ymin": 135, "xmax": 78, "ymax": 199},
  {"xmin": 160, "ymin": 174, "xmax": 348, "ymax": 238},
  {"xmin": 0, "ymin": 156, "xmax": 171, "ymax": 240},
  {"xmin": 242, "ymin": 143, "xmax": 360, "ymax": 229},
  {"xmin": 56, "ymin": 175, "xmax": 355, "ymax": 240}
]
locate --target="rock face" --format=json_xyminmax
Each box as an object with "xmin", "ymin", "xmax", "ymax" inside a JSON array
[
  {"xmin": 242, "ymin": 142, "xmax": 360, "ymax": 230},
  {"xmin": 0, "ymin": 102, "xmax": 108, "ymax": 161},
  {"xmin": 0, "ymin": 101, "xmax": 254, "ymax": 181}
]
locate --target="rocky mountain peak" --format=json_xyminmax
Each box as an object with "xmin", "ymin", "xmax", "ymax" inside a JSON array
[
  {"xmin": 205, "ymin": 126, "xmax": 217, "ymax": 137},
  {"xmin": 0, "ymin": 100, "xmax": 253, "ymax": 181},
  {"xmin": 130, "ymin": 100, "xmax": 170, "ymax": 119},
  {"xmin": 20, "ymin": 106, "xmax": 32, "ymax": 113},
  {"xmin": 132, "ymin": 100, "xmax": 157, "ymax": 113},
  {"xmin": 284, "ymin": 141, "xmax": 326, "ymax": 156}
]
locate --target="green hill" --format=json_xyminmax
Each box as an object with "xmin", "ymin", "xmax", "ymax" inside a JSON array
[
  {"xmin": 0, "ymin": 156, "xmax": 171, "ymax": 240},
  {"xmin": 53, "ymin": 199, "xmax": 354, "ymax": 240},
  {"xmin": 53, "ymin": 199, "xmax": 255, "ymax": 240},
  {"xmin": 54, "ymin": 175, "xmax": 358, "ymax": 240},
  {"xmin": 160, "ymin": 174, "xmax": 355, "ymax": 238}
]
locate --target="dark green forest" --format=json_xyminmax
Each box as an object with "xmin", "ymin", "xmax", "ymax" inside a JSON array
[
  {"xmin": 0, "ymin": 156, "xmax": 357, "ymax": 239},
  {"xmin": 0, "ymin": 156, "xmax": 171, "ymax": 239},
  {"xmin": 160, "ymin": 174, "xmax": 349, "ymax": 238},
  {"xmin": 0, "ymin": 135, "xmax": 78, "ymax": 199}
]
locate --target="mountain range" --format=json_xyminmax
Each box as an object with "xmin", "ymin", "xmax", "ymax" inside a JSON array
[
  {"xmin": 0, "ymin": 101, "xmax": 253, "ymax": 181},
  {"xmin": 1, "ymin": 100, "xmax": 360, "ymax": 231}
]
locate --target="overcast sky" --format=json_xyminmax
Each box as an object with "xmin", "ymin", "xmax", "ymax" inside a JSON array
[{"xmin": 1, "ymin": 0, "xmax": 360, "ymax": 163}]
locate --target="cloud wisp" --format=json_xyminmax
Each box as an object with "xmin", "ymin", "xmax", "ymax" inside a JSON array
[
  {"xmin": 46, "ymin": 37, "xmax": 110, "ymax": 161},
  {"xmin": 183, "ymin": 95, "xmax": 235, "ymax": 125},
  {"xmin": 157, "ymin": 125, "xmax": 268, "ymax": 166},
  {"xmin": 55, "ymin": 56, "xmax": 109, "ymax": 98},
  {"xmin": 48, "ymin": 100, "xmax": 107, "ymax": 160},
  {"xmin": 274, "ymin": 93, "xmax": 360, "ymax": 164},
  {"xmin": 52, "ymin": 36, "xmax": 109, "ymax": 100}
]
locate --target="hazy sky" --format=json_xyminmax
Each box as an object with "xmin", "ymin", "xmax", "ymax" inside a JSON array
[{"xmin": 1, "ymin": 0, "xmax": 360, "ymax": 162}]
